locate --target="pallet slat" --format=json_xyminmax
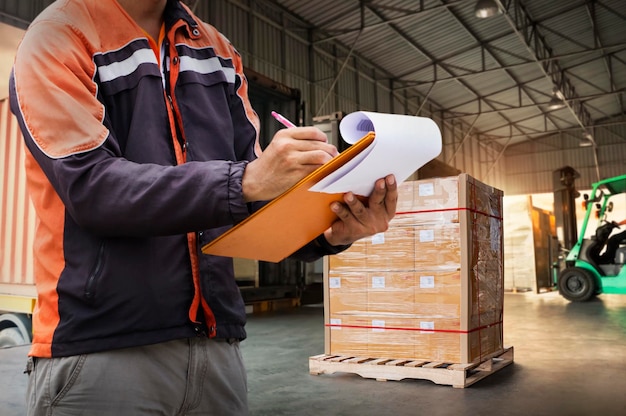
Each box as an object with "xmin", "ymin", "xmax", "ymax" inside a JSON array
[{"xmin": 309, "ymin": 346, "xmax": 513, "ymax": 388}]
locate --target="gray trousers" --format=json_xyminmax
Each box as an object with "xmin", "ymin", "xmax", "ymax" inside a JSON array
[{"xmin": 26, "ymin": 337, "xmax": 248, "ymax": 416}]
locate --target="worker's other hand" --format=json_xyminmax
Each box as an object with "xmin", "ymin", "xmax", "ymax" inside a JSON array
[
  {"xmin": 242, "ymin": 127, "xmax": 338, "ymax": 202},
  {"xmin": 323, "ymin": 175, "xmax": 398, "ymax": 246}
]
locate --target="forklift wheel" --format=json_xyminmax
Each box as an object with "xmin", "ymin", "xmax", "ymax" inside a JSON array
[{"xmin": 558, "ymin": 267, "xmax": 597, "ymax": 302}]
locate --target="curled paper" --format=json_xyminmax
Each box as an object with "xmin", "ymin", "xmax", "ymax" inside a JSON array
[{"xmin": 310, "ymin": 111, "xmax": 442, "ymax": 196}]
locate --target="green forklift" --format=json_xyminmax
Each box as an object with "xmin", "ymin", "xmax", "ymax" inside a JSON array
[{"xmin": 557, "ymin": 174, "xmax": 626, "ymax": 302}]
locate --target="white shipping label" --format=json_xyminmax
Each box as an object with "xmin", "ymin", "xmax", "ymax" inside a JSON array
[
  {"xmin": 329, "ymin": 278, "xmax": 341, "ymax": 289},
  {"xmin": 371, "ymin": 276, "xmax": 386, "ymax": 289},
  {"xmin": 419, "ymin": 229, "xmax": 435, "ymax": 242},
  {"xmin": 372, "ymin": 320, "xmax": 385, "ymax": 332},
  {"xmin": 420, "ymin": 321, "xmax": 435, "ymax": 333},
  {"xmin": 418, "ymin": 182, "xmax": 435, "ymax": 196},
  {"xmin": 371, "ymin": 232, "xmax": 385, "ymax": 245},
  {"xmin": 330, "ymin": 318, "xmax": 342, "ymax": 330},
  {"xmin": 420, "ymin": 275, "xmax": 435, "ymax": 289}
]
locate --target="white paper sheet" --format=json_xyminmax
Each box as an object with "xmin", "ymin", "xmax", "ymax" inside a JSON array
[{"xmin": 310, "ymin": 111, "xmax": 442, "ymax": 196}]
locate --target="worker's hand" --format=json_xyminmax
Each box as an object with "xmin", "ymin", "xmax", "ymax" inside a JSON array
[
  {"xmin": 242, "ymin": 127, "xmax": 338, "ymax": 202},
  {"xmin": 323, "ymin": 175, "xmax": 398, "ymax": 246}
]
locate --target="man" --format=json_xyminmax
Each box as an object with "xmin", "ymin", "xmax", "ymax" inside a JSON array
[
  {"xmin": 599, "ymin": 219, "xmax": 626, "ymax": 264},
  {"xmin": 9, "ymin": 0, "xmax": 397, "ymax": 415}
]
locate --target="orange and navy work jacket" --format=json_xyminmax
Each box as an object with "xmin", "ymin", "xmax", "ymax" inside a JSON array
[{"xmin": 9, "ymin": 0, "xmax": 331, "ymax": 358}]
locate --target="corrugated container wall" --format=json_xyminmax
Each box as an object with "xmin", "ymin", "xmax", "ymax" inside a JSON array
[
  {"xmin": 376, "ymin": 82, "xmax": 391, "ymax": 113},
  {"xmin": 358, "ymin": 69, "xmax": 377, "ymax": 112},
  {"xmin": 0, "ymin": 99, "xmax": 36, "ymax": 290}
]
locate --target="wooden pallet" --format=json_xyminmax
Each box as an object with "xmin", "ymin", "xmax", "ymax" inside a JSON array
[{"xmin": 309, "ymin": 346, "xmax": 513, "ymax": 388}]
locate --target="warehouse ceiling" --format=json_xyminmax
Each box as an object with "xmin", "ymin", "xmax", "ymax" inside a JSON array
[
  {"xmin": 2, "ymin": 0, "xmax": 625, "ymax": 154},
  {"xmin": 269, "ymin": 0, "xmax": 626, "ymax": 151}
]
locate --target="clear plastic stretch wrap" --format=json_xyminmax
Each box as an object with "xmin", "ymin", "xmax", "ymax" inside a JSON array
[{"xmin": 325, "ymin": 174, "xmax": 504, "ymax": 364}]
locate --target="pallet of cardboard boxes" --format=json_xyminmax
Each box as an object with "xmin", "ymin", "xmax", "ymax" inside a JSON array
[{"xmin": 309, "ymin": 173, "xmax": 513, "ymax": 388}]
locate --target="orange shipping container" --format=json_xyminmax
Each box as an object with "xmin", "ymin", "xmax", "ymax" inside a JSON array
[
  {"xmin": 0, "ymin": 98, "xmax": 37, "ymax": 346},
  {"xmin": 0, "ymin": 99, "xmax": 37, "ymax": 295}
]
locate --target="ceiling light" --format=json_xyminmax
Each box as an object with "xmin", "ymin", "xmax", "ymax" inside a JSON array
[
  {"xmin": 547, "ymin": 91, "xmax": 565, "ymax": 110},
  {"xmin": 580, "ymin": 133, "xmax": 594, "ymax": 147},
  {"xmin": 475, "ymin": 0, "xmax": 502, "ymax": 18}
]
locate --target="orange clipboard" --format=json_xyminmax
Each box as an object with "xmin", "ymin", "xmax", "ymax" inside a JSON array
[{"xmin": 201, "ymin": 132, "xmax": 376, "ymax": 262}]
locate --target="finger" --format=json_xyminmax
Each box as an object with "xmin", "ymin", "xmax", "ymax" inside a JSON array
[
  {"xmin": 269, "ymin": 137, "xmax": 338, "ymax": 167},
  {"xmin": 274, "ymin": 133, "xmax": 338, "ymax": 158},
  {"xmin": 295, "ymin": 149, "xmax": 337, "ymax": 166},
  {"xmin": 331, "ymin": 200, "xmax": 354, "ymax": 223},
  {"xmin": 289, "ymin": 127, "xmax": 338, "ymax": 157},
  {"xmin": 368, "ymin": 178, "xmax": 388, "ymax": 206},
  {"xmin": 365, "ymin": 176, "xmax": 397, "ymax": 221},
  {"xmin": 384, "ymin": 175, "xmax": 398, "ymax": 217},
  {"xmin": 343, "ymin": 192, "xmax": 368, "ymax": 223},
  {"xmin": 278, "ymin": 126, "xmax": 331, "ymax": 144},
  {"xmin": 289, "ymin": 139, "xmax": 338, "ymax": 157}
]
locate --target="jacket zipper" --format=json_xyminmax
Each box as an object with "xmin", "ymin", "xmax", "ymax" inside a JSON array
[
  {"xmin": 162, "ymin": 25, "xmax": 214, "ymax": 336},
  {"xmin": 163, "ymin": 40, "xmax": 186, "ymax": 161}
]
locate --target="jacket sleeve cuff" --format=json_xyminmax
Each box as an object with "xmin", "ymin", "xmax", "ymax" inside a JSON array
[
  {"xmin": 313, "ymin": 234, "xmax": 351, "ymax": 255},
  {"xmin": 228, "ymin": 161, "xmax": 251, "ymax": 223},
  {"xmin": 288, "ymin": 234, "xmax": 352, "ymax": 262}
]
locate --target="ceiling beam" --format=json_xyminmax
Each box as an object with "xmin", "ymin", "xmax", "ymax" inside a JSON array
[
  {"xmin": 585, "ymin": 1, "xmax": 622, "ymax": 111},
  {"xmin": 442, "ymin": 91, "xmax": 625, "ymax": 120},
  {"xmin": 413, "ymin": 51, "xmax": 623, "ymax": 116},
  {"xmin": 498, "ymin": 0, "xmax": 602, "ymax": 180},
  {"xmin": 389, "ymin": 1, "xmax": 587, "ymax": 81},
  {"xmin": 393, "ymin": 43, "xmax": 626, "ymax": 89},
  {"xmin": 362, "ymin": 2, "xmax": 533, "ymax": 141},
  {"xmin": 478, "ymin": 120, "xmax": 626, "ymax": 141},
  {"xmin": 439, "ymin": 0, "xmax": 561, "ymax": 148},
  {"xmin": 497, "ymin": 0, "xmax": 593, "ymax": 137},
  {"xmin": 312, "ymin": 0, "xmax": 472, "ymax": 45}
]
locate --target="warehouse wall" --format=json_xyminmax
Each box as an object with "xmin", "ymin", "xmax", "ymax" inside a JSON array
[{"xmin": 503, "ymin": 114, "xmax": 626, "ymax": 194}]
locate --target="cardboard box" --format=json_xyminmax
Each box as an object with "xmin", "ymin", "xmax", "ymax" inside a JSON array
[
  {"xmin": 324, "ymin": 174, "xmax": 504, "ymax": 364},
  {"xmin": 395, "ymin": 181, "xmax": 415, "ymax": 212},
  {"xmin": 366, "ymin": 272, "xmax": 415, "ymax": 314},
  {"xmin": 363, "ymin": 227, "xmax": 415, "ymax": 271},
  {"xmin": 328, "ymin": 240, "xmax": 367, "ymax": 270},
  {"xmin": 327, "ymin": 315, "xmax": 369, "ymax": 357},
  {"xmin": 366, "ymin": 317, "xmax": 416, "ymax": 359},
  {"xmin": 331, "ymin": 227, "xmax": 416, "ymax": 271},
  {"xmin": 415, "ymin": 269, "xmax": 462, "ymax": 296},
  {"xmin": 328, "ymin": 271, "xmax": 367, "ymax": 314},
  {"xmin": 414, "ymin": 224, "xmax": 462, "ymax": 270},
  {"xmin": 412, "ymin": 176, "xmax": 460, "ymax": 211}
]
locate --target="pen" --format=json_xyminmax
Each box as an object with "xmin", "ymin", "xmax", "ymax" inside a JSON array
[{"xmin": 271, "ymin": 111, "xmax": 297, "ymax": 128}]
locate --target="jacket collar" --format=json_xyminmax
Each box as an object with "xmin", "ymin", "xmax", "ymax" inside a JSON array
[{"xmin": 164, "ymin": 0, "xmax": 200, "ymax": 38}]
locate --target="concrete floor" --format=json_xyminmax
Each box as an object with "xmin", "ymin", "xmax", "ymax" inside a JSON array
[{"xmin": 2, "ymin": 292, "xmax": 626, "ymax": 415}]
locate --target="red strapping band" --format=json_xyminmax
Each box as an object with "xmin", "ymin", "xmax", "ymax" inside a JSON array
[
  {"xmin": 324, "ymin": 321, "xmax": 503, "ymax": 334},
  {"xmin": 395, "ymin": 207, "xmax": 503, "ymax": 221}
]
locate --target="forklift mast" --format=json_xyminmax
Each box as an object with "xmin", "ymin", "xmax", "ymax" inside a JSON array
[{"xmin": 553, "ymin": 166, "xmax": 580, "ymax": 251}]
